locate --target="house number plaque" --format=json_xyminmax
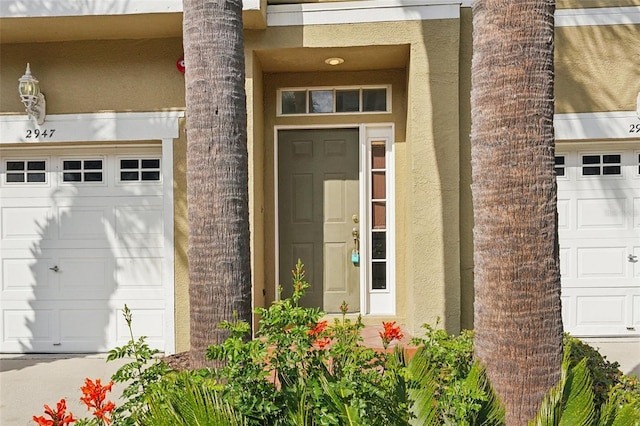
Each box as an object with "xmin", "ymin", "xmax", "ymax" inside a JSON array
[{"xmin": 25, "ymin": 129, "xmax": 56, "ymax": 139}]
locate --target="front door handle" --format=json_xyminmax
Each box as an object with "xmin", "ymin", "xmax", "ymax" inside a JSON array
[
  {"xmin": 49, "ymin": 265, "xmax": 59, "ymax": 272},
  {"xmin": 628, "ymin": 254, "xmax": 638, "ymax": 263}
]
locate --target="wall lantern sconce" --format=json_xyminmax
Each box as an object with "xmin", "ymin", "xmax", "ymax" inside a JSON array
[{"xmin": 18, "ymin": 63, "xmax": 46, "ymax": 125}]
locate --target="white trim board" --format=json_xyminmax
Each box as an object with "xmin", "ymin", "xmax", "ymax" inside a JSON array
[
  {"xmin": 457, "ymin": 2, "xmax": 639, "ymax": 27},
  {"xmin": 0, "ymin": 112, "xmax": 184, "ymax": 144},
  {"xmin": 555, "ymin": 112, "xmax": 640, "ymax": 141},
  {"xmin": 0, "ymin": 0, "xmax": 183, "ymax": 17},
  {"xmin": 267, "ymin": 0, "xmax": 460, "ymax": 26},
  {"xmin": 556, "ymin": 7, "xmax": 640, "ymax": 27}
]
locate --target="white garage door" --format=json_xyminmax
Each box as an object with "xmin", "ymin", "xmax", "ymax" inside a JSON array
[
  {"xmin": 557, "ymin": 147, "xmax": 640, "ymax": 337},
  {"xmin": 0, "ymin": 146, "xmax": 167, "ymax": 353}
]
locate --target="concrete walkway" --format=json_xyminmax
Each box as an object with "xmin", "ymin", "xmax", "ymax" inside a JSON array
[{"xmin": 0, "ymin": 355, "xmax": 129, "ymax": 426}]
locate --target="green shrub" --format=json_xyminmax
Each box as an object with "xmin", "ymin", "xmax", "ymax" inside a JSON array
[
  {"xmin": 206, "ymin": 259, "xmax": 412, "ymax": 425},
  {"xmin": 563, "ymin": 334, "xmax": 623, "ymax": 409},
  {"xmin": 107, "ymin": 305, "xmax": 170, "ymax": 425},
  {"xmin": 138, "ymin": 371, "xmax": 248, "ymax": 426},
  {"xmin": 409, "ymin": 323, "xmax": 503, "ymax": 425}
]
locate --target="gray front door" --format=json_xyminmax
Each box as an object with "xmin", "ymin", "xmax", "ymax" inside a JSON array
[{"xmin": 278, "ymin": 128, "xmax": 360, "ymax": 312}]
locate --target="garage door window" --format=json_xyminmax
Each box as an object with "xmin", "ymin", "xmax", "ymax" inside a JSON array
[
  {"xmin": 119, "ymin": 158, "xmax": 161, "ymax": 182},
  {"xmin": 62, "ymin": 159, "xmax": 103, "ymax": 183},
  {"xmin": 555, "ymin": 155, "xmax": 566, "ymax": 177},
  {"xmin": 5, "ymin": 160, "xmax": 46, "ymax": 183},
  {"xmin": 581, "ymin": 154, "xmax": 621, "ymax": 176}
]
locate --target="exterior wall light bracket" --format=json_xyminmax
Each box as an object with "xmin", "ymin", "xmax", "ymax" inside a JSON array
[{"xmin": 18, "ymin": 63, "xmax": 46, "ymax": 125}]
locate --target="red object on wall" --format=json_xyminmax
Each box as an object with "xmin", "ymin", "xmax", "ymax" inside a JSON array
[{"xmin": 177, "ymin": 56, "xmax": 185, "ymax": 73}]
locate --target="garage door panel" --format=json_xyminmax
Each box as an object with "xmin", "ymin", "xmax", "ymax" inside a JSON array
[
  {"xmin": 115, "ymin": 256, "xmax": 163, "ymax": 288},
  {"xmin": 115, "ymin": 205, "xmax": 164, "ymax": 247},
  {"xmin": 60, "ymin": 308, "xmax": 110, "ymax": 341},
  {"xmin": 557, "ymin": 198, "xmax": 570, "ymax": 229},
  {"xmin": 2, "ymin": 256, "xmax": 54, "ymax": 293},
  {"xmin": 562, "ymin": 287, "xmax": 637, "ymax": 335},
  {"xmin": 59, "ymin": 257, "xmax": 110, "ymax": 296},
  {"xmin": 577, "ymin": 198, "xmax": 627, "ymax": 230},
  {"xmin": 2, "ymin": 206, "xmax": 53, "ymax": 241},
  {"xmin": 559, "ymin": 247, "xmax": 572, "ymax": 279},
  {"xmin": 3, "ymin": 308, "xmax": 56, "ymax": 345},
  {"xmin": 115, "ymin": 307, "xmax": 165, "ymax": 345},
  {"xmin": 577, "ymin": 247, "xmax": 627, "ymax": 278},
  {"xmin": 58, "ymin": 206, "xmax": 110, "ymax": 241},
  {"xmin": 576, "ymin": 295, "xmax": 626, "ymax": 325}
]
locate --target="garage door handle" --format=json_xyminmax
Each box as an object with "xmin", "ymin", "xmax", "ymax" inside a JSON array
[
  {"xmin": 628, "ymin": 255, "xmax": 638, "ymax": 263},
  {"xmin": 49, "ymin": 265, "xmax": 59, "ymax": 272}
]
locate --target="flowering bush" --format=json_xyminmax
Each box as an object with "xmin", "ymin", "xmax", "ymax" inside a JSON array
[
  {"xmin": 33, "ymin": 399, "xmax": 76, "ymax": 426},
  {"xmin": 77, "ymin": 378, "xmax": 116, "ymax": 425},
  {"xmin": 380, "ymin": 321, "xmax": 404, "ymax": 349},
  {"xmin": 205, "ymin": 259, "xmax": 412, "ymax": 425},
  {"xmin": 33, "ymin": 378, "xmax": 115, "ymax": 426}
]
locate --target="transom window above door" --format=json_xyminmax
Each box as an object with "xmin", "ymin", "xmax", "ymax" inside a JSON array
[{"xmin": 278, "ymin": 86, "xmax": 390, "ymax": 116}]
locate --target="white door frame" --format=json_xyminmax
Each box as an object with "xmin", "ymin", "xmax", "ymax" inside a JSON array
[
  {"xmin": 0, "ymin": 112, "xmax": 183, "ymax": 354},
  {"xmin": 273, "ymin": 123, "xmax": 395, "ymax": 315}
]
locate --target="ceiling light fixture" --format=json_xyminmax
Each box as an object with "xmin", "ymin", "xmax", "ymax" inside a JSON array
[{"xmin": 324, "ymin": 57, "xmax": 345, "ymax": 66}]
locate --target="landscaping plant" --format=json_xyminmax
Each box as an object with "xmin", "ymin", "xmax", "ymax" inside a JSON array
[
  {"xmin": 107, "ymin": 304, "xmax": 170, "ymax": 424},
  {"xmin": 33, "ymin": 262, "xmax": 640, "ymax": 425},
  {"xmin": 205, "ymin": 259, "xmax": 411, "ymax": 425}
]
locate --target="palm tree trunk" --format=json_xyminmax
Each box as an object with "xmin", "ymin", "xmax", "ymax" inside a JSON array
[
  {"xmin": 470, "ymin": 0, "xmax": 563, "ymax": 423},
  {"xmin": 183, "ymin": 0, "xmax": 252, "ymax": 369}
]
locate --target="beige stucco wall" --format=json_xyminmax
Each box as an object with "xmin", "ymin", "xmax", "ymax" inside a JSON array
[
  {"xmin": 458, "ymin": 8, "xmax": 474, "ymax": 331},
  {"xmin": 174, "ymin": 119, "xmax": 190, "ymax": 352},
  {"xmin": 248, "ymin": 17, "xmax": 462, "ymax": 336},
  {"xmin": 555, "ymin": 23, "xmax": 640, "ymax": 113},
  {"xmin": 0, "ymin": 38, "xmax": 185, "ymax": 114}
]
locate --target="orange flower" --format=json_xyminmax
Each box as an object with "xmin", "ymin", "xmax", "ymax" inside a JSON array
[
  {"xmin": 379, "ymin": 321, "xmax": 404, "ymax": 349},
  {"xmin": 33, "ymin": 398, "xmax": 76, "ymax": 426},
  {"xmin": 313, "ymin": 336, "xmax": 331, "ymax": 349},
  {"xmin": 307, "ymin": 320, "xmax": 331, "ymax": 350},
  {"xmin": 307, "ymin": 320, "xmax": 328, "ymax": 337},
  {"xmin": 80, "ymin": 378, "xmax": 115, "ymax": 424}
]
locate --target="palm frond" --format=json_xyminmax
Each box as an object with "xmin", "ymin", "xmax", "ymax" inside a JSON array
[
  {"xmin": 407, "ymin": 346, "xmax": 439, "ymax": 426},
  {"xmin": 138, "ymin": 371, "xmax": 248, "ymax": 426}
]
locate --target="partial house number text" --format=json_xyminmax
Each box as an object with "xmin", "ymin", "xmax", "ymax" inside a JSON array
[
  {"xmin": 26, "ymin": 129, "xmax": 56, "ymax": 138},
  {"xmin": 630, "ymin": 123, "xmax": 640, "ymax": 133}
]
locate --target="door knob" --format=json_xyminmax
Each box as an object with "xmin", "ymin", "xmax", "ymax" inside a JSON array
[
  {"xmin": 49, "ymin": 265, "xmax": 59, "ymax": 272},
  {"xmin": 628, "ymin": 254, "xmax": 638, "ymax": 263}
]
